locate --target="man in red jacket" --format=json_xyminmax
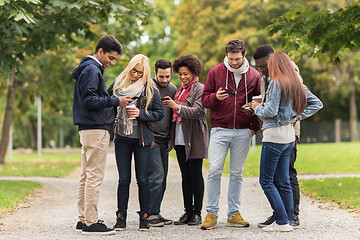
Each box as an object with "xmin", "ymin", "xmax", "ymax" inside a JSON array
[{"xmin": 200, "ymin": 39, "xmax": 261, "ymax": 230}]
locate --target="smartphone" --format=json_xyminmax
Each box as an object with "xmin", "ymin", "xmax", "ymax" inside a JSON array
[
  {"xmin": 131, "ymin": 96, "xmax": 139, "ymax": 99},
  {"xmin": 222, "ymin": 91, "xmax": 235, "ymax": 97},
  {"xmin": 161, "ymin": 97, "xmax": 170, "ymax": 101}
]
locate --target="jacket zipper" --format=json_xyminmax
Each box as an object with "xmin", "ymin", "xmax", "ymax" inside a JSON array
[
  {"xmin": 140, "ymin": 121, "xmax": 145, "ymax": 146},
  {"xmin": 233, "ymin": 91, "xmax": 237, "ymax": 129},
  {"xmin": 139, "ymin": 96, "xmax": 145, "ymax": 146},
  {"xmin": 232, "ymin": 72, "xmax": 238, "ymax": 129}
]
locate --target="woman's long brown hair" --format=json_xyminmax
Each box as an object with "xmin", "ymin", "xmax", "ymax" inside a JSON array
[{"xmin": 268, "ymin": 52, "xmax": 307, "ymax": 115}]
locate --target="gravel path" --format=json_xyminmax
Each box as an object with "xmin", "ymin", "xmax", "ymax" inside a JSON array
[{"xmin": 0, "ymin": 152, "xmax": 359, "ymax": 240}]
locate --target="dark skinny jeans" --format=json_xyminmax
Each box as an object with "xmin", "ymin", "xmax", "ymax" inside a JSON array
[
  {"xmin": 174, "ymin": 145, "xmax": 204, "ymax": 215},
  {"xmin": 114, "ymin": 138, "xmax": 151, "ymax": 214}
]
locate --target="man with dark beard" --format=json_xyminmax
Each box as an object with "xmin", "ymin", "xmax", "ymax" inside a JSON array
[{"xmin": 148, "ymin": 59, "xmax": 177, "ymax": 227}]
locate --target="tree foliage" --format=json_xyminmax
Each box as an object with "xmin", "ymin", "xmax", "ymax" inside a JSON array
[
  {"xmin": 267, "ymin": 0, "xmax": 360, "ymax": 141},
  {"xmin": 133, "ymin": 0, "xmax": 182, "ymax": 86},
  {"xmin": 170, "ymin": 0, "xmax": 360, "ymax": 138},
  {"xmin": 0, "ymin": 0, "xmax": 155, "ymax": 162},
  {"xmin": 0, "ymin": 0, "xmax": 153, "ymax": 77},
  {"xmin": 171, "ymin": 0, "xmax": 306, "ymax": 79},
  {"xmin": 267, "ymin": 1, "xmax": 360, "ymax": 62}
]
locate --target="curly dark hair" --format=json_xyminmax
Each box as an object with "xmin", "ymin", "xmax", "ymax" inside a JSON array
[{"xmin": 173, "ymin": 54, "xmax": 202, "ymax": 76}]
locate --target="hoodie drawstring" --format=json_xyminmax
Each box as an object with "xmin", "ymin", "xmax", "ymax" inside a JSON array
[
  {"xmin": 226, "ymin": 69, "xmax": 229, "ymax": 90},
  {"xmin": 245, "ymin": 74, "xmax": 248, "ymax": 104}
]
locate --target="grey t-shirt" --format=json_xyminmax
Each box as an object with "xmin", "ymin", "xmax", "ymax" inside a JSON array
[{"xmin": 152, "ymin": 78, "xmax": 177, "ymax": 143}]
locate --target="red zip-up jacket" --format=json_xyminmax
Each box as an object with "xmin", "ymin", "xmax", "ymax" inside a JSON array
[{"xmin": 202, "ymin": 63, "xmax": 261, "ymax": 133}]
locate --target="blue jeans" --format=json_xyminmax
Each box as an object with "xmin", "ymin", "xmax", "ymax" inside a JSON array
[
  {"xmin": 206, "ymin": 127, "xmax": 252, "ymax": 218},
  {"xmin": 114, "ymin": 138, "xmax": 151, "ymax": 214},
  {"xmin": 148, "ymin": 142, "xmax": 169, "ymax": 216},
  {"xmin": 259, "ymin": 141, "xmax": 295, "ymax": 225},
  {"xmin": 274, "ymin": 141, "xmax": 300, "ymax": 216}
]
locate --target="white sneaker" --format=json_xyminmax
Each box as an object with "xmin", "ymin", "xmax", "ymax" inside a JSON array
[{"xmin": 262, "ymin": 222, "xmax": 293, "ymax": 232}]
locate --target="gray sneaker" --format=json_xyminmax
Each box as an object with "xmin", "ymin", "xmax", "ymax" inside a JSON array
[
  {"xmin": 148, "ymin": 218, "xmax": 165, "ymax": 227},
  {"xmin": 159, "ymin": 215, "xmax": 173, "ymax": 225}
]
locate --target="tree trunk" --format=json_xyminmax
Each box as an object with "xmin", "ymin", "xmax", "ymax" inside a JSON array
[
  {"xmin": 0, "ymin": 76, "xmax": 18, "ymax": 164},
  {"xmin": 348, "ymin": 67, "xmax": 358, "ymax": 142}
]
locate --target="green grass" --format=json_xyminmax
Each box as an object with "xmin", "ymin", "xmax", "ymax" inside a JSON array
[
  {"xmin": 170, "ymin": 142, "xmax": 360, "ymax": 210},
  {"xmin": 200, "ymin": 142, "xmax": 360, "ymax": 177},
  {"xmin": 0, "ymin": 152, "xmax": 80, "ymax": 215},
  {"xmin": 300, "ymin": 177, "xmax": 360, "ymax": 211},
  {"xmin": 1, "ymin": 152, "xmax": 81, "ymax": 177},
  {"xmin": 0, "ymin": 180, "xmax": 43, "ymax": 215}
]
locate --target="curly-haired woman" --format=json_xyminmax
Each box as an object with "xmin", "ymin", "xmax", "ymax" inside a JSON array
[{"xmin": 162, "ymin": 54, "xmax": 208, "ymax": 226}]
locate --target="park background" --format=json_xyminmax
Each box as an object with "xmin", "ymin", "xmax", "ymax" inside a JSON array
[{"xmin": 0, "ymin": 0, "xmax": 360, "ymax": 219}]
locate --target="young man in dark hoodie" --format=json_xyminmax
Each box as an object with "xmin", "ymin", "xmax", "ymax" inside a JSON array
[
  {"xmin": 201, "ymin": 39, "xmax": 261, "ymax": 230},
  {"xmin": 72, "ymin": 35, "xmax": 133, "ymax": 235}
]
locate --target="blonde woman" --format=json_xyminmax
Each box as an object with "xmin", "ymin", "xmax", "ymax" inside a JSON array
[{"xmin": 109, "ymin": 54, "xmax": 163, "ymax": 231}]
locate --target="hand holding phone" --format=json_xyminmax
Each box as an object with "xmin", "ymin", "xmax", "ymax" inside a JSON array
[
  {"xmin": 216, "ymin": 87, "xmax": 229, "ymax": 100},
  {"xmin": 222, "ymin": 91, "xmax": 235, "ymax": 97},
  {"xmin": 161, "ymin": 96, "xmax": 179, "ymax": 110},
  {"xmin": 119, "ymin": 96, "xmax": 134, "ymax": 107},
  {"xmin": 161, "ymin": 96, "xmax": 171, "ymax": 101}
]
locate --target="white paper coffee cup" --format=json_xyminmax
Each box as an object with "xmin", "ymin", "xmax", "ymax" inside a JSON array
[
  {"xmin": 126, "ymin": 104, "xmax": 137, "ymax": 120},
  {"xmin": 252, "ymin": 95, "xmax": 262, "ymax": 103}
]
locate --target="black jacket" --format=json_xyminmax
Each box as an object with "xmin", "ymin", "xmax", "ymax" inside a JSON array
[
  {"xmin": 136, "ymin": 89, "xmax": 164, "ymax": 145},
  {"xmin": 72, "ymin": 57, "xmax": 119, "ymax": 132}
]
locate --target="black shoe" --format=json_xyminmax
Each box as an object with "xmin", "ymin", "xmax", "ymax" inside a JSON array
[
  {"xmin": 114, "ymin": 211, "xmax": 127, "ymax": 231},
  {"xmin": 258, "ymin": 214, "xmax": 275, "ymax": 228},
  {"xmin": 82, "ymin": 220, "xmax": 115, "ymax": 235},
  {"xmin": 75, "ymin": 221, "xmax": 84, "ymax": 232},
  {"xmin": 148, "ymin": 218, "xmax": 165, "ymax": 227},
  {"xmin": 187, "ymin": 214, "xmax": 202, "ymax": 225},
  {"xmin": 174, "ymin": 212, "xmax": 192, "ymax": 225},
  {"xmin": 159, "ymin": 215, "xmax": 173, "ymax": 225},
  {"xmin": 293, "ymin": 215, "xmax": 300, "ymax": 229},
  {"xmin": 138, "ymin": 211, "xmax": 150, "ymax": 231}
]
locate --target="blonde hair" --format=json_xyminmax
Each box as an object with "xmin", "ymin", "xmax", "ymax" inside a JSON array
[
  {"xmin": 268, "ymin": 52, "xmax": 307, "ymax": 114},
  {"xmin": 114, "ymin": 54, "xmax": 155, "ymax": 111}
]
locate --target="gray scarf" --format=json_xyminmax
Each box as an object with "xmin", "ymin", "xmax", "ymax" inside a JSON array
[
  {"xmin": 223, "ymin": 56, "xmax": 250, "ymax": 103},
  {"xmin": 113, "ymin": 79, "xmax": 145, "ymax": 135}
]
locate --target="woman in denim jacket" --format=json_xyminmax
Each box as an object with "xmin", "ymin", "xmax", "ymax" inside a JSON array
[{"xmin": 251, "ymin": 52, "xmax": 323, "ymax": 232}]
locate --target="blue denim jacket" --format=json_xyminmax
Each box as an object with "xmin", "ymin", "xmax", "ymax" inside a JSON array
[{"xmin": 255, "ymin": 78, "xmax": 323, "ymax": 130}]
